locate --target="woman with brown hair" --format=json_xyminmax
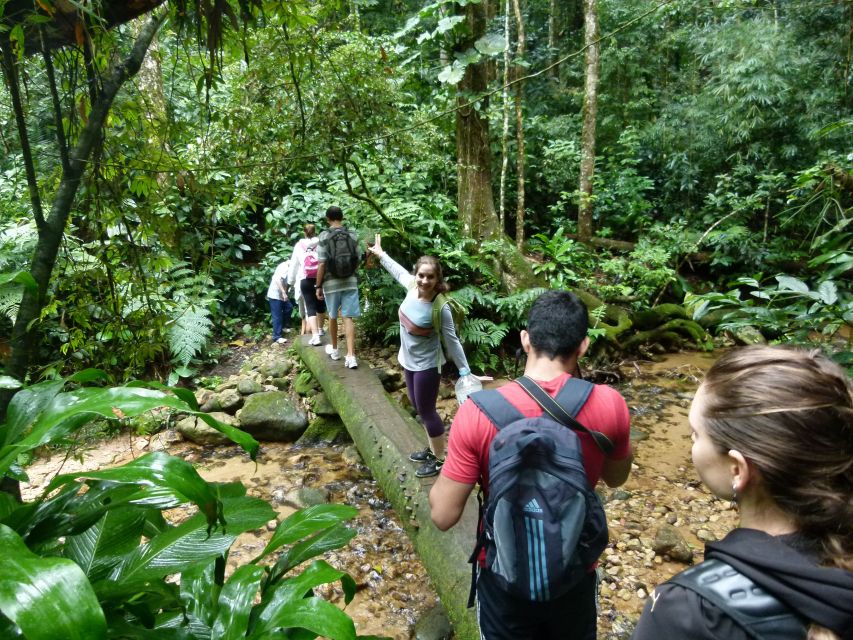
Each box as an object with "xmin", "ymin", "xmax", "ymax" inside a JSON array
[
  {"xmin": 367, "ymin": 235, "xmax": 475, "ymax": 478},
  {"xmin": 633, "ymin": 345, "xmax": 853, "ymax": 640}
]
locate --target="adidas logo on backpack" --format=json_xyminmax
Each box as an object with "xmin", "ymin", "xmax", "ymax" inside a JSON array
[{"xmin": 468, "ymin": 376, "xmax": 614, "ymax": 604}]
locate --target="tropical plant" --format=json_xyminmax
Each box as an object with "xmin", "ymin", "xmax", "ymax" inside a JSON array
[
  {"xmin": 0, "ymin": 372, "xmax": 374, "ymax": 639},
  {"xmin": 689, "ymin": 275, "xmax": 853, "ymax": 366}
]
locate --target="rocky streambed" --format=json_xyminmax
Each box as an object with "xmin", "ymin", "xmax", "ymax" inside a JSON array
[{"xmin": 21, "ymin": 343, "xmax": 730, "ymax": 639}]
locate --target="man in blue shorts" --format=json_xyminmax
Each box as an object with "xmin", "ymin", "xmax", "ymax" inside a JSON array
[{"xmin": 315, "ymin": 206, "xmax": 362, "ymax": 369}]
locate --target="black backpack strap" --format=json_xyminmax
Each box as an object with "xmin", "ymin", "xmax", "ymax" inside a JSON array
[
  {"xmin": 466, "ymin": 487, "xmax": 486, "ymax": 608},
  {"xmin": 469, "ymin": 389, "xmax": 525, "ymax": 431},
  {"xmin": 516, "ymin": 376, "xmax": 615, "ymax": 455},
  {"xmin": 668, "ymin": 559, "xmax": 806, "ymax": 640}
]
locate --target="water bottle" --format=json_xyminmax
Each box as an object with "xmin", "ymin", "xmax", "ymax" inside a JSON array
[{"xmin": 455, "ymin": 374, "xmax": 482, "ymax": 406}]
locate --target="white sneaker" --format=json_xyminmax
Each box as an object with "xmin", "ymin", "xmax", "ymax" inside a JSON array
[
  {"xmin": 308, "ymin": 335, "xmax": 322, "ymax": 346},
  {"xmin": 276, "ymin": 337, "xmax": 287, "ymax": 344},
  {"xmin": 344, "ymin": 355, "xmax": 358, "ymax": 369},
  {"xmin": 325, "ymin": 344, "xmax": 340, "ymax": 361}
]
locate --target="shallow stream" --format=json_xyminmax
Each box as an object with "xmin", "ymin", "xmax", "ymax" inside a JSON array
[{"xmin": 22, "ymin": 350, "xmax": 731, "ymax": 639}]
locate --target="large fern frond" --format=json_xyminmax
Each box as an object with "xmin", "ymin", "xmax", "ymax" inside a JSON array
[
  {"xmin": 167, "ymin": 302, "xmax": 214, "ymax": 367},
  {"xmin": 460, "ymin": 318, "xmax": 508, "ymax": 348},
  {"xmin": 0, "ymin": 288, "xmax": 22, "ymax": 324}
]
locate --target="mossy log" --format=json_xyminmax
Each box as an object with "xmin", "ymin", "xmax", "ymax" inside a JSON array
[
  {"xmin": 620, "ymin": 318, "xmax": 714, "ymax": 352},
  {"xmin": 295, "ymin": 342, "xmax": 480, "ymax": 640}
]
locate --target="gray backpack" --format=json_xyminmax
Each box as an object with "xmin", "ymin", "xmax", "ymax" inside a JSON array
[{"xmin": 467, "ymin": 376, "xmax": 614, "ymax": 604}]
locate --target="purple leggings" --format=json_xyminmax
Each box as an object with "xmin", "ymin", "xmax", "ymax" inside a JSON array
[{"xmin": 404, "ymin": 368, "xmax": 444, "ymax": 437}]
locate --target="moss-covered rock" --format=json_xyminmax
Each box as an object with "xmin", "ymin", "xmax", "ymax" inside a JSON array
[
  {"xmin": 298, "ymin": 415, "xmax": 350, "ymax": 445},
  {"xmin": 311, "ymin": 392, "xmax": 338, "ymax": 416},
  {"xmin": 236, "ymin": 391, "xmax": 308, "ymax": 441},
  {"xmin": 294, "ymin": 371, "xmax": 320, "ymax": 396}
]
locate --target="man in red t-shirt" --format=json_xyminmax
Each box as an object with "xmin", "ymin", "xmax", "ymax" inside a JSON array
[{"xmin": 429, "ymin": 290, "xmax": 633, "ymax": 640}]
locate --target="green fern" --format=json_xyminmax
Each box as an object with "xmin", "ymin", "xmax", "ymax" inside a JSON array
[
  {"xmin": 167, "ymin": 302, "xmax": 214, "ymax": 369},
  {"xmin": 460, "ymin": 317, "xmax": 508, "ymax": 348},
  {"xmin": 0, "ymin": 288, "xmax": 22, "ymax": 324}
]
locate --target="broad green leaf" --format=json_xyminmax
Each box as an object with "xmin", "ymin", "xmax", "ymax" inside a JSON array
[
  {"xmin": 260, "ymin": 504, "xmax": 358, "ymax": 559},
  {"xmin": 252, "ymin": 597, "xmax": 355, "ymax": 640},
  {"xmin": 253, "ymin": 561, "xmax": 355, "ymax": 639},
  {"xmin": 66, "ymin": 507, "xmax": 147, "ymax": 581},
  {"xmin": 816, "ymin": 280, "xmax": 838, "ymax": 305},
  {"xmin": 0, "ymin": 524, "xmax": 107, "ymax": 639},
  {"xmin": 2, "ymin": 379, "xmax": 64, "ymax": 449},
  {"xmin": 181, "ymin": 559, "xmax": 221, "ymax": 628},
  {"xmin": 0, "ymin": 269, "xmax": 36, "ymax": 291},
  {"xmin": 269, "ymin": 523, "xmax": 357, "ymax": 580},
  {"xmin": 0, "ymin": 376, "xmax": 22, "ymax": 390},
  {"xmin": 45, "ymin": 452, "xmax": 222, "ymax": 529},
  {"xmin": 775, "ymin": 275, "xmax": 809, "ymax": 294},
  {"xmin": 103, "ymin": 493, "xmax": 273, "ymax": 592},
  {"xmin": 210, "ymin": 564, "xmax": 265, "ymax": 640},
  {"xmin": 437, "ymin": 63, "xmax": 465, "ymax": 85},
  {"xmin": 435, "ymin": 15, "xmax": 464, "ymax": 35},
  {"xmin": 474, "ymin": 32, "xmax": 505, "ymax": 55}
]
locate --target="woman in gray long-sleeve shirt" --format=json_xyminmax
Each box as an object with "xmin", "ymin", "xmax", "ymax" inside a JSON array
[{"xmin": 368, "ymin": 235, "xmax": 471, "ymax": 478}]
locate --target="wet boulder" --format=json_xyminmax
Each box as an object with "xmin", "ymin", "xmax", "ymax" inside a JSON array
[
  {"xmin": 217, "ymin": 388, "xmax": 243, "ymax": 414},
  {"xmin": 176, "ymin": 412, "xmax": 236, "ymax": 445},
  {"xmin": 652, "ymin": 524, "xmax": 694, "ymax": 563},
  {"xmin": 414, "ymin": 603, "xmax": 452, "ymax": 640},
  {"xmin": 237, "ymin": 379, "xmax": 264, "ymax": 395},
  {"xmin": 298, "ymin": 415, "xmax": 350, "ymax": 445},
  {"xmin": 237, "ymin": 391, "xmax": 308, "ymax": 441},
  {"xmin": 311, "ymin": 392, "xmax": 338, "ymax": 416},
  {"xmin": 261, "ymin": 359, "xmax": 292, "ymax": 379}
]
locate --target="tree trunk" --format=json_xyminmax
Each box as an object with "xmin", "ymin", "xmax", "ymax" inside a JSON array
[
  {"xmin": 2, "ymin": 12, "xmax": 166, "ymax": 414},
  {"xmin": 577, "ymin": 0, "xmax": 600, "ymax": 243},
  {"xmin": 498, "ymin": 0, "xmax": 512, "ymax": 232},
  {"xmin": 455, "ymin": 2, "xmax": 499, "ymax": 241},
  {"xmin": 512, "ymin": 0, "xmax": 526, "ymax": 250},
  {"xmin": 548, "ymin": 0, "xmax": 559, "ymax": 78}
]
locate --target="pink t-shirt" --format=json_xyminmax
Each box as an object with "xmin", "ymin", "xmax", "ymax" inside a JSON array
[{"xmin": 442, "ymin": 373, "xmax": 631, "ymax": 493}]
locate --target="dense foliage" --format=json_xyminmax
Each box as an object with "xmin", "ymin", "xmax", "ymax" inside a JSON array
[{"xmin": 1, "ymin": 0, "xmax": 851, "ymax": 383}]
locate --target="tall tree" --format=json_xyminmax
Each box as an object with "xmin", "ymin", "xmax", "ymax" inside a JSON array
[
  {"xmin": 455, "ymin": 1, "xmax": 500, "ymax": 241},
  {"xmin": 577, "ymin": 0, "xmax": 600, "ymax": 242},
  {"xmin": 512, "ymin": 0, "xmax": 526, "ymax": 249}
]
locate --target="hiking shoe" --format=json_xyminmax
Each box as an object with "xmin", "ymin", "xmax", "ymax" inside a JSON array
[
  {"xmin": 325, "ymin": 344, "xmax": 340, "ymax": 361},
  {"xmin": 344, "ymin": 355, "xmax": 358, "ymax": 369},
  {"xmin": 415, "ymin": 457, "xmax": 444, "ymax": 478},
  {"xmin": 275, "ymin": 337, "xmax": 287, "ymax": 344},
  {"xmin": 308, "ymin": 335, "xmax": 322, "ymax": 346},
  {"xmin": 409, "ymin": 447, "xmax": 435, "ymax": 463}
]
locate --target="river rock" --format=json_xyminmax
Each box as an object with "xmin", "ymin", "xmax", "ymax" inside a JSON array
[
  {"xmin": 294, "ymin": 371, "xmax": 320, "ymax": 396},
  {"xmin": 261, "ymin": 359, "xmax": 292, "ymax": 379},
  {"xmin": 199, "ymin": 394, "xmax": 222, "ymax": 413},
  {"xmin": 375, "ymin": 367, "xmax": 404, "ymax": 392},
  {"xmin": 652, "ymin": 524, "xmax": 694, "ymax": 563},
  {"xmin": 236, "ymin": 391, "xmax": 308, "ymax": 441},
  {"xmin": 217, "ymin": 388, "xmax": 243, "ymax": 413},
  {"xmin": 312, "ymin": 392, "xmax": 338, "ymax": 416},
  {"xmin": 298, "ymin": 416, "xmax": 350, "ymax": 445},
  {"xmin": 238, "ymin": 379, "xmax": 264, "ymax": 395},
  {"xmin": 176, "ymin": 412, "xmax": 236, "ymax": 445},
  {"xmin": 414, "ymin": 603, "xmax": 452, "ymax": 640},
  {"xmin": 270, "ymin": 377, "xmax": 289, "ymax": 390},
  {"xmin": 731, "ymin": 325, "xmax": 766, "ymax": 345},
  {"xmin": 298, "ymin": 486, "xmax": 331, "ymax": 506}
]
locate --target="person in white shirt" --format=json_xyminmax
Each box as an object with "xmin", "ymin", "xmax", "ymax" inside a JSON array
[{"xmin": 267, "ymin": 259, "xmax": 292, "ymax": 344}]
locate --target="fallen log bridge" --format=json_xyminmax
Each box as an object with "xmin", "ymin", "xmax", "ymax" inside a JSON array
[{"xmin": 294, "ymin": 338, "xmax": 479, "ymax": 640}]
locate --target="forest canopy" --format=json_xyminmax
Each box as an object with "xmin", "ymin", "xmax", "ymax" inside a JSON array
[{"xmin": 1, "ymin": 0, "xmax": 851, "ymax": 389}]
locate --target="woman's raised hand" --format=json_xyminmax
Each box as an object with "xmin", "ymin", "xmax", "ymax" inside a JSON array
[{"xmin": 368, "ymin": 233, "xmax": 384, "ymax": 256}]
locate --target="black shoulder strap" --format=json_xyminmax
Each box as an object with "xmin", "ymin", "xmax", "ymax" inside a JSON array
[
  {"xmin": 469, "ymin": 389, "xmax": 525, "ymax": 432},
  {"xmin": 516, "ymin": 376, "xmax": 615, "ymax": 455},
  {"xmin": 668, "ymin": 559, "xmax": 806, "ymax": 640}
]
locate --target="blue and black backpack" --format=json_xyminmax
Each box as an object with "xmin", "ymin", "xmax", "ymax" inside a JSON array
[{"xmin": 467, "ymin": 376, "xmax": 614, "ymax": 605}]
